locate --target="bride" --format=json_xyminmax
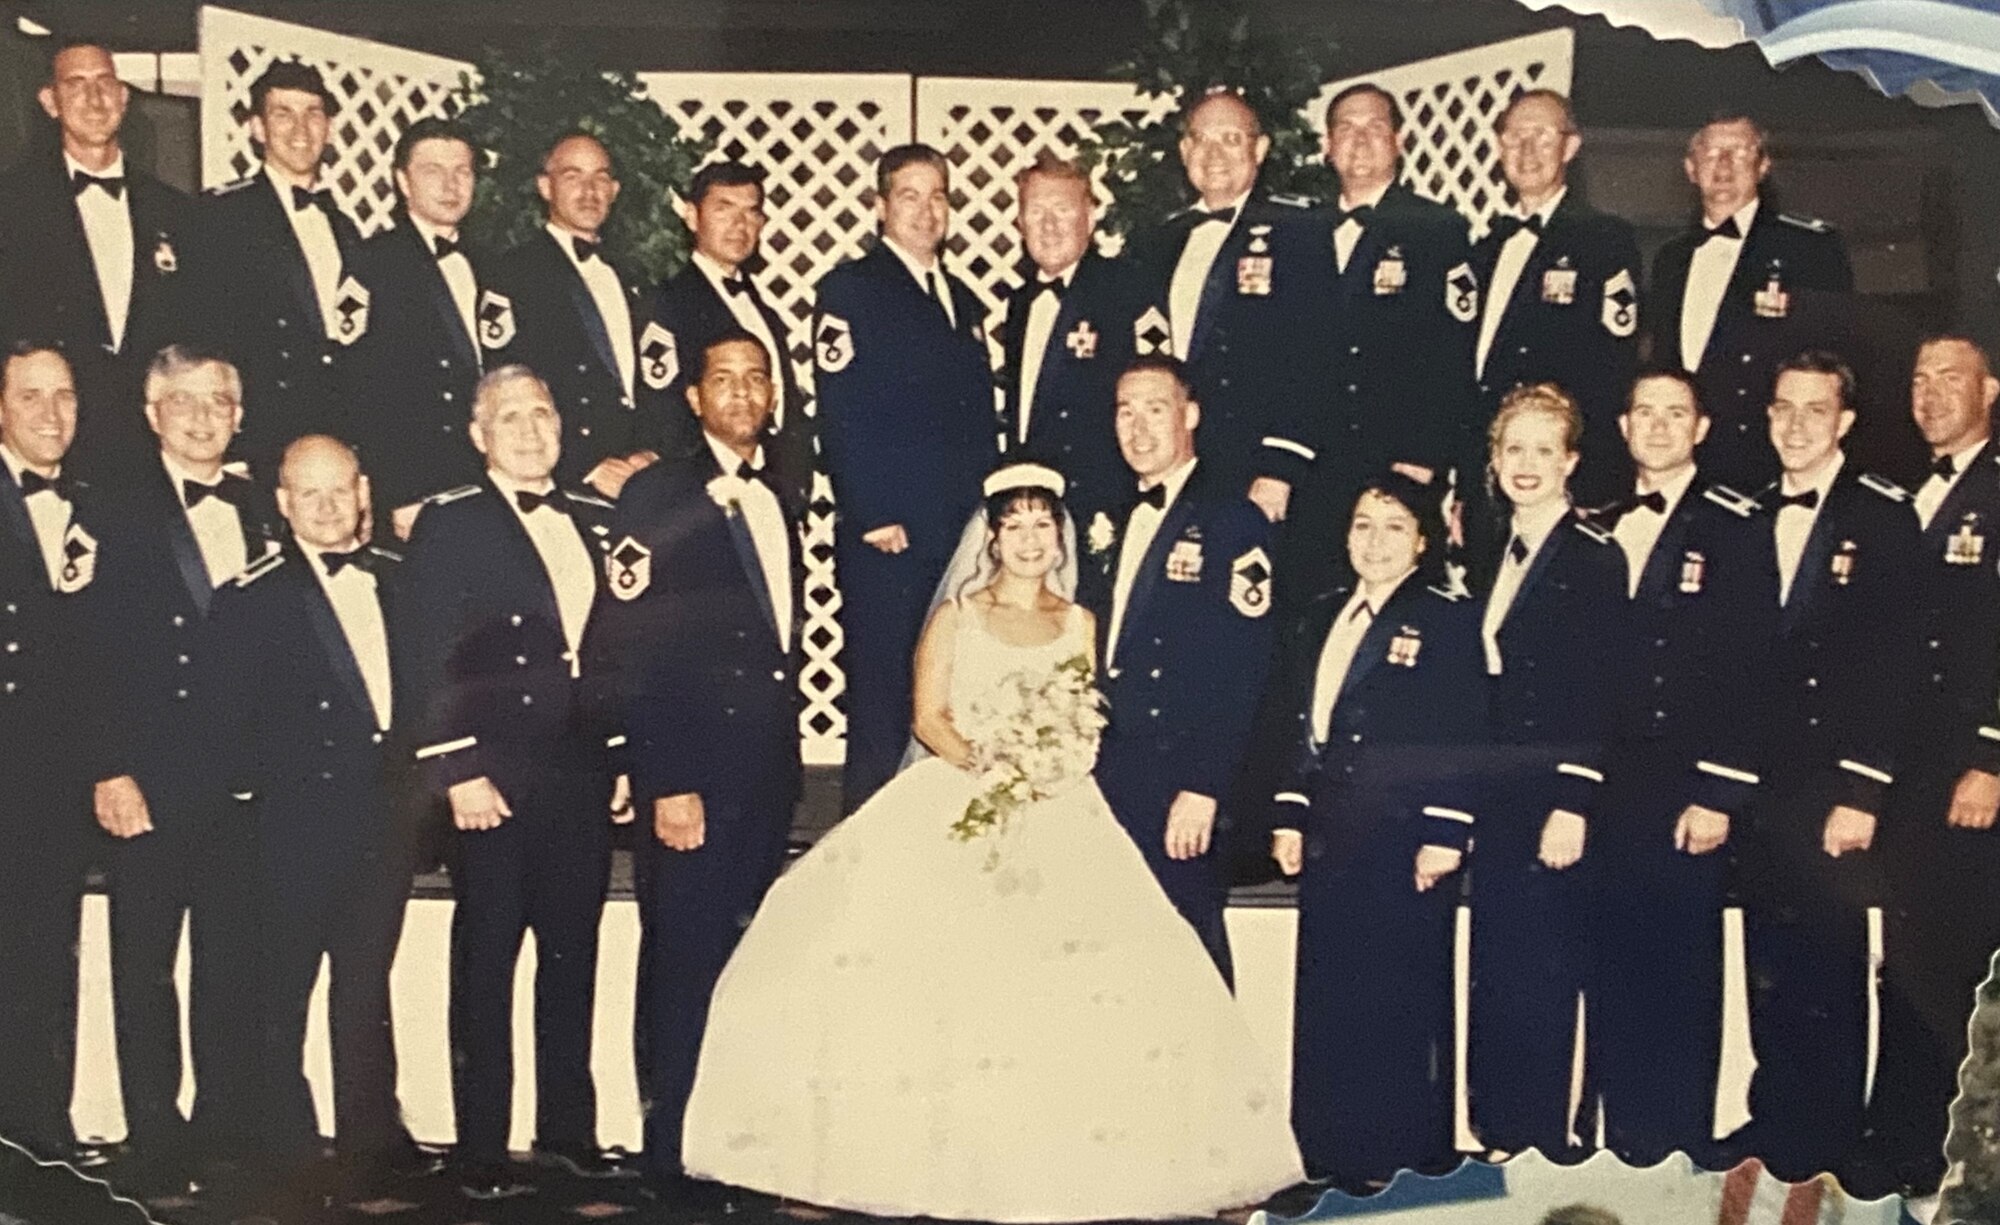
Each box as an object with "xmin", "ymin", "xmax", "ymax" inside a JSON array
[{"xmin": 680, "ymin": 463, "xmax": 1304, "ymax": 1221}]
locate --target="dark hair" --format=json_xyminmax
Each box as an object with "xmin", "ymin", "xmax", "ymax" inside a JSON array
[
  {"xmin": 1773, "ymin": 349, "xmax": 1858, "ymax": 411},
  {"xmin": 1538, "ymin": 1207, "xmax": 1624, "ymax": 1225},
  {"xmin": 0, "ymin": 340, "xmax": 70, "ymax": 394},
  {"xmin": 393, "ymin": 117, "xmax": 476, "ymax": 177},
  {"xmin": 542, "ymin": 130, "xmax": 614, "ymax": 176},
  {"xmin": 1349, "ymin": 471, "xmax": 1446, "ymax": 581},
  {"xmin": 689, "ymin": 160, "xmax": 765, "ymax": 209},
  {"xmin": 697, "ymin": 327, "xmax": 770, "ymax": 380},
  {"xmin": 249, "ymin": 59, "xmax": 338, "ymax": 119},
  {"xmin": 1118, "ymin": 354, "xmax": 1194, "ymax": 398},
  {"xmin": 876, "ymin": 143, "xmax": 949, "ymax": 197},
  {"xmin": 979, "ymin": 484, "xmax": 1069, "ymax": 577},
  {"xmin": 1325, "ymin": 82, "xmax": 1402, "ymax": 134},
  {"xmin": 1625, "ymin": 366, "xmax": 1707, "ymax": 417},
  {"xmin": 46, "ymin": 39, "xmax": 111, "ymax": 82}
]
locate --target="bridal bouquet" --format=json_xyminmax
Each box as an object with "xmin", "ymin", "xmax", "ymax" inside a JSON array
[{"xmin": 951, "ymin": 653, "xmax": 1108, "ymax": 857}]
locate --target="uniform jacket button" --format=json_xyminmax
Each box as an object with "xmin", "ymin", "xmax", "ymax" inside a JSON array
[
  {"xmin": 515, "ymin": 656, "xmax": 528, "ymax": 666},
  {"xmin": 319, "ymin": 700, "xmax": 331, "ymax": 710},
  {"xmin": 442, "ymin": 391, "xmax": 454, "ymax": 402},
  {"xmin": 440, "ymin": 358, "xmax": 451, "ymax": 368},
  {"xmin": 581, "ymin": 426, "xmax": 592, "ymax": 436},
  {"xmin": 175, "ymin": 688, "xmax": 188, "ymax": 700},
  {"xmin": 773, "ymin": 670, "xmax": 786, "ymax": 681},
  {"xmin": 510, "ymin": 614, "xmax": 523, "ymax": 626},
  {"xmin": 521, "ymin": 694, "xmax": 533, "ymax": 705}
]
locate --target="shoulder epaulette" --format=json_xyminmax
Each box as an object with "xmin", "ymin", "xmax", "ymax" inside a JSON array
[
  {"xmin": 1572, "ymin": 518, "xmax": 1614, "ymax": 545},
  {"xmin": 233, "ymin": 551, "xmax": 285, "ymax": 586},
  {"xmin": 1858, "ymin": 472, "xmax": 1910, "ymax": 503},
  {"xmin": 424, "ymin": 484, "xmax": 482, "ymax": 506},
  {"xmin": 1427, "ymin": 582, "xmax": 1469, "ymax": 603},
  {"xmin": 1779, "ymin": 211, "xmax": 1832, "ymax": 234},
  {"xmin": 207, "ymin": 176, "xmax": 257, "ymax": 197},
  {"xmin": 1702, "ymin": 484, "xmax": 1758, "ymax": 518},
  {"xmin": 1266, "ymin": 193, "xmax": 1315, "ymax": 210},
  {"xmin": 365, "ymin": 545, "xmax": 403, "ymax": 564},
  {"xmin": 221, "ymin": 461, "xmax": 252, "ymax": 480},
  {"xmin": 562, "ymin": 490, "xmax": 614, "ymax": 510}
]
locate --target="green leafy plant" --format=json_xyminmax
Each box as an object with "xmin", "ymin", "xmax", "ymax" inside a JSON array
[
  {"xmin": 1077, "ymin": 0, "xmax": 1338, "ymax": 241},
  {"xmin": 452, "ymin": 46, "xmax": 713, "ymax": 283}
]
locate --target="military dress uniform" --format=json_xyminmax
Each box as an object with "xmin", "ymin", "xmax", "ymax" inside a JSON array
[
  {"xmin": 192, "ymin": 170, "xmax": 366, "ymax": 475},
  {"xmin": 1849, "ymin": 440, "xmax": 2000, "ymax": 1197},
  {"xmin": 1078, "ymin": 458, "xmax": 1278, "ymax": 983},
  {"xmin": 398, "ymin": 476, "xmax": 619, "ymax": 1170},
  {"xmin": 204, "ymin": 538, "xmax": 417, "ymax": 1165},
  {"xmin": 485, "ymin": 227, "xmax": 668, "ymax": 487},
  {"xmin": 583, "ymin": 439, "xmax": 803, "ymax": 1183},
  {"xmin": 1469, "ymin": 507, "xmax": 1628, "ymax": 1157},
  {"xmin": 646, "ymin": 252, "xmax": 814, "ymax": 506},
  {"xmin": 1733, "ymin": 459, "xmax": 1920, "ymax": 1181},
  {"xmin": 811, "ymin": 240, "xmax": 997, "ymax": 811},
  {"xmin": 996, "ymin": 251, "xmax": 1141, "ymax": 526},
  {"xmin": 1589, "ymin": 474, "xmax": 1777, "ymax": 1165},
  {"xmin": 88, "ymin": 460, "xmax": 280, "ymax": 1164},
  {"xmin": 0, "ymin": 148, "xmax": 196, "ymax": 484},
  {"xmin": 1265, "ymin": 572, "xmax": 1485, "ymax": 1188},
  {"xmin": 1647, "ymin": 201, "xmax": 1853, "ymax": 491},
  {"xmin": 1466, "ymin": 190, "xmax": 1642, "ymax": 508},
  {"xmin": 346, "ymin": 217, "xmax": 492, "ymax": 520},
  {"xmin": 0, "ymin": 451, "xmax": 107, "ymax": 1158},
  {"xmin": 1124, "ymin": 195, "xmax": 1331, "ymax": 501}
]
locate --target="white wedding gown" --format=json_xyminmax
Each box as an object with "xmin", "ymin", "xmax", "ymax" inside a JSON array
[{"xmin": 682, "ymin": 601, "xmax": 1304, "ymax": 1221}]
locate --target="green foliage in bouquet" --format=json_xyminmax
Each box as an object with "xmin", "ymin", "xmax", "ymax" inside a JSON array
[
  {"xmin": 951, "ymin": 653, "xmax": 1107, "ymax": 868},
  {"xmin": 452, "ymin": 46, "xmax": 713, "ymax": 284},
  {"xmin": 1076, "ymin": 0, "xmax": 1339, "ymax": 242}
]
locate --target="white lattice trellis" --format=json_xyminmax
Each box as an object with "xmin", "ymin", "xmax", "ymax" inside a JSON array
[{"xmin": 1314, "ymin": 28, "xmax": 1576, "ymax": 239}]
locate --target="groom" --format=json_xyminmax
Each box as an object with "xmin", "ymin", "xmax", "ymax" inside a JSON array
[
  {"xmin": 584, "ymin": 328, "xmax": 803, "ymax": 1207},
  {"xmin": 1081, "ymin": 355, "xmax": 1278, "ymax": 984}
]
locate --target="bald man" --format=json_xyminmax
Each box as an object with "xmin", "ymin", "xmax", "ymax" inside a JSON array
[{"xmin": 206, "ymin": 435, "xmax": 427, "ymax": 1190}]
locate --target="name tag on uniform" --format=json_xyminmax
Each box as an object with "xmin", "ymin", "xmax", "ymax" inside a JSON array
[
  {"xmin": 1373, "ymin": 248, "xmax": 1406, "ymax": 297},
  {"xmin": 1541, "ymin": 262, "xmax": 1577, "ymax": 305},
  {"xmin": 1679, "ymin": 550, "xmax": 1705, "ymax": 594},
  {"xmin": 1831, "ymin": 539, "xmax": 1858, "ymax": 585},
  {"xmin": 1948, "ymin": 520, "xmax": 1986, "ymax": 566},
  {"xmin": 1165, "ymin": 538, "xmax": 1204, "ymax": 582},
  {"xmin": 1237, "ymin": 255, "xmax": 1273, "ymax": 297},
  {"xmin": 1387, "ymin": 625, "xmax": 1422, "ymax": 666}
]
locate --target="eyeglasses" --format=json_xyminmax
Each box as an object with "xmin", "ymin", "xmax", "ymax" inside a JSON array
[{"xmin": 153, "ymin": 391, "xmax": 241, "ymax": 419}]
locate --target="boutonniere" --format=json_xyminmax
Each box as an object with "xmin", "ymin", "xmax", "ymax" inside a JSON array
[
  {"xmin": 705, "ymin": 475, "xmax": 743, "ymax": 516},
  {"xmin": 1087, "ymin": 511, "xmax": 1117, "ymax": 556},
  {"xmin": 153, "ymin": 235, "xmax": 178, "ymax": 275}
]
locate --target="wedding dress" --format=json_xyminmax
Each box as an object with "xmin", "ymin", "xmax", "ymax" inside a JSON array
[{"xmin": 681, "ymin": 599, "xmax": 1304, "ymax": 1221}]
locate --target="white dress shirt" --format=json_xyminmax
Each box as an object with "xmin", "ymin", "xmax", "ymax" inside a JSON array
[
  {"xmin": 692, "ymin": 250, "xmax": 787, "ymax": 428},
  {"xmin": 1168, "ymin": 190, "xmax": 1249, "ymax": 358},
  {"xmin": 411, "ymin": 215, "xmax": 479, "ymax": 356},
  {"xmin": 301, "ymin": 540, "xmax": 394, "ymax": 731},
  {"xmin": 704, "ymin": 432, "xmax": 794, "ymax": 652},
  {"xmin": 1015, "ymin": 261, "xmax": 1077, "ymax": 444},
  {"xmin": 1679, "ymin": 197, "xmax": 1759, "ymax": 372},
  {"xmin": 268, "ymin": 169, "xmax": 344, "ymax": 338},
  {"xmin": 1310, "ymin": 569, "xmax": 1412, "ymax": 742},
  {"xmin": 549, "ymin": 222, "xmax": 635, "ymax": 399},
  {"xmin": 881, "ymin": 236, "xmax": 957, "ymax": 330},
  {"xmin": 1914, "ymin": 437, "xmax": 1988, "ymax": 530},
  {"xmin": 1611, "ymin": 465, "xmax": 1698, "ymax": 597},
  {"xmin": 1108, "ymin": 456, "xmax": 1198, "ymax": 668},
  {"xmin": 1332, "ymin": 182, "xmax": 1390, "ymax": 275},
  {"xmin": 1481, "ymin": 498, "xmax": 1569, "ymax": 675},
  {"xmin": 490, "ymin": 469, "xmax": 597, "ymax": 672},
  {"xmin": 2, "ymin": 444, "xmax": 72, "ymax": 588},
  {"xmin": 163, "ymin": 453, "xmax": 249, "ymax": 587},
  {"xmin": 68, "ymin": 151, "xmax": 135, "ymax": 352},
  {"xmin": 1475, "ymin": 187, "xmax": 1567, "ymax": 380},
  {"xmin": 1775, "ymin": 452, "xmax": 1845, "ymax": 605}
]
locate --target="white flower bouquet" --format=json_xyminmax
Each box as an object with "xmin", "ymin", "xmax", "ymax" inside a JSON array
[{"xmin": 950, "ymin": 652, "xmax": 1108, "ymax": 857}]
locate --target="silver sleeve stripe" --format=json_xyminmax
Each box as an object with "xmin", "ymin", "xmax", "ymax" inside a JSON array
[
  {"xmin": 414, "ymin": 735, "xmax": 478, "ymax": 761},
  {"xmin": 1696, "ymin": 760, "xmax": 1760, "ymax": 785},
  {"xmin": 1838, "ymin": 759, "xmax": 1894, "ymax": 785},
  {"xmin": 1261, "ymin": 437, "xmax": 1317, "ymax": 461},
  {"xmin": 1556, "ymin": 763, "xmax": 1605, "ymax": 783},
  {"xmin": 606, "ymin": 734, "xmax": 628, "ymax": 749},
  {"xmin": 1422, "ymin": 805, "xmax": 1475, "ymax": 824},
  {"xmin": 1275, "ymin": 791, "xmax": 1310, "ymax": 807},
  {"xmin": 1981, "ymin": 727, "xmax": 2000, "ymax": 742}
]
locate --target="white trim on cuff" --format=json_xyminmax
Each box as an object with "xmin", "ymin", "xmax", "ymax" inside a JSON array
[
  {"xmin": 1980, "ymin": 727, "xmax": 2000, "ymax": 743},
  {"xmin": 1839, "ymin": 759, "xmax": 1894, "ymax": 785},
  {"xmin": 1556, "ymin": 762, "xmax": 1605, "ymax": 783},
  {"xmin": 1261, "ymin": 436, "xmax": 1317, "ymax": 461},
  {"xmin": 1696, "ymin": 760, "xmax": 1760, "ymax": 785},
  {"xmin": 414, "ymin": 735, "xmax": 478, "ymax": 761},
  {"xmin": 606, "ymin": 734, "xmax": 627, "ymax": 749},
  {"xmin": 1422, "ymin": 805, "xmax": 1476, "ymax": 824},
  {"xmin": 1275, "ymin": 791, "xmax": 1310, "ymax": 807}
]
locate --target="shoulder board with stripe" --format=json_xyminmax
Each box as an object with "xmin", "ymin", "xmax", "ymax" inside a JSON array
[
  {"xmin": 208, "ymin": 176, "xmax": 257, "ymax": 197},
  {"xmin": 233, "ymin": 551, "xmax": 286, "ymax": 586},
  {"xmin": 1702, "ymin": 484, "xmax": 1758, "ymax": 518},
  {"xmin": 424, "ymin": 485, "xmax": 482, "ymax": 506},
  {"xmin": 1778, "ymin": 211, "xmax": 1831, "ymax": 233},
  {"xmin": 1858, "ymin": 472, "xmax": 1910, "ymax": 503},
  {"xmin": 1572, "ymin": 518, "xmax": 1614, "ymax": 545},
  {"xmin": 1426, "ymin": 582, "xmax": 1469, "ymax": 603},
  {"xmin": 365, "ymin": 545, "xmax": 403, "ymax": 563},
  {"xmin": 1266, "ymin": 193, "xmax": 1316, "ymax": 210},
  {"xmin": 562, "ymin": 490, "xmax": 615, "ymax": 510}
]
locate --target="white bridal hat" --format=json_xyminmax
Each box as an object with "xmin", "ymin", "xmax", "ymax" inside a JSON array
[{"xmin": 983, "ymin": 462, "xmax": 1067, "ymax": 498}]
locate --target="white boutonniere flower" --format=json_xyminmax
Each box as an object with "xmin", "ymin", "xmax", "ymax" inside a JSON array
[
  {"xmin": 705, "ymin": 475, "xmax": 743, "ymax": 515},
  {"xmin": 1087, "ymin": 511, "xmax": 1116, "ymax": 556}
]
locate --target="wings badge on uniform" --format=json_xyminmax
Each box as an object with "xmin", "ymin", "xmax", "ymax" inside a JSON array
[
  {"xmin": 1229, "ymin": 546, "xmax": 1272, "ymax": 618},
  {"xmin": 607, "ymin": 536, "xmax": 653, "ymax": 601},
  {"xmin": 477, "ymin": 290, "xmax": 517, "ymax": 350},
  {"xmin": 332, "ymin": 275, "xmax": 370, "ymax": 346},
  {"xmin": 815, "ymin": 313, "xmax": 854, "ymax": 374},
  {"xmin": 639, "ymin": 321, "xmax": 679, "ymax": 391}
]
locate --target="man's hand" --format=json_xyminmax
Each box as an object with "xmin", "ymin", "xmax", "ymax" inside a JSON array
[
  {"xmin": 1538, "ymin": 808, "xmax": 1587, "ymax": 870},
  {"xmin": 1948, "ymin": 768, "xmax": 2000, "ymax": 830},
  {"xmin": 94, "ymin": 776, "xmax": 153, "ymax": 839},
  {"xmin": 1673, "ymin": 804, "xmax": 1731, "ymax": 855},
  {"xmin": 1823, "ymin": 804, "xmax": 1877, "ymax": 857},
  {"xmin": 391, "ymin": 504, "xmax": 421, "ymax": 542},
  {"xmin": 448, "ymin": 776, "xmax": 512, "ymax": 832},
  {"xmin": 1390, "ymin": 463, "xmax": 1436, "ymax": 485},
  {"xmin": 863, "ymin": 524, "xmax": 910, "ymax": 554},
  {"xmin": 1164, "ymin": 791, "xmax": 1217, "ymax": 860},
  {"xmin": 610, "ymin": 773, "xmax": 634, "ymax": 825},
  {"xmin": 655, "ymin": 792, "xmax": 706, "ymax": 851},
  {"xmin": 1414, "ymin": 844, "xmax": 1464, "ymax": 892},
  {"xmin": 1271, "ymin": 830, "xmax": 1303, "ymax": 876},
  {"xmin": 585, "ymin": 457, "xmax": 639, "ymax": 500},
  {"xmin": 1248, "ymin": 477, "xmax": 1291, "ymax": 524}
]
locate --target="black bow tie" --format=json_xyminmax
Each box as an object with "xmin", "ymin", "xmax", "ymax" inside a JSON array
[
  {"xmin": 733, "ymin": 459, "xmax": 777, "ymax": 488},
  {"xmin": 1932, "ymin": 453, "xmax": 1958, "ymax": 480},
  {"xmin": 1507, "ymin": 535, "xmax": 1530, "ymax": 564},
  {"xmin": 319, "ymin": 547, "xmax": 371, "ymax": 577},
  {"xmin": 1628, "ymin": 489, "xmax": 1669, "ymax": 516},
  {"xmin": 291, "ymin": 185, "xmax": 335, "ymax": 214},
  {"xmin": 1135, "ymin": 483, "xmax": 1167, "ymax": 510},
  {"xmin": 515, "ymin": 488, "xmax": 567, "ymax": 515},
  {"xmin": 1335, "ymin": 203, "xmax": 1375, "ymax": 228},
  {"xmin": 722, "ymin": 276, "xmax": 751, "ymax": 298},
  {"xmin": 1775, "ymin": 488, "xmax": 1821, "ymax": 511},
  {"xmin": 1695, "ymin": 217, "xmax": 1744, "ymax": 247},
  {"xmin": 1032, "ymin": 277, "xmax": 1068, "ymax": 302},
  {"xmin": 1190, "ymin": 206, "xmax": 1237, "ymax": 228},
  {"xmin": 431, "ymin": 235, "xmax": 461, "ymax": 261},
  {"xmin": 571, "ymin": 236, "xmax": 601, "ymax": 263},
  {"xmin": 182, "ymin": 478, "xmax": 244, "ymax": 510},
  {"xmin": 72, "ymin": 171, "xmax": 124, "ymax": 199},
  {"xmin": 1494, "ymin": 213, "xmax": 1546, "ymax": 242},
  {"xmin": 18, "ymin": 469, "xmax": 69, "ymax": 498}
]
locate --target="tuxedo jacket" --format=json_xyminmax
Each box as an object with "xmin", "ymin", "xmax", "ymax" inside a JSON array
[{"xmin": 583, "ymin": 447, "xmax": 804, "ymax": 808}]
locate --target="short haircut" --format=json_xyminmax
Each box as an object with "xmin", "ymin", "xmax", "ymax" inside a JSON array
[
  {"xmin": 876, "ymin": 143, "xmax": 949, "ymax": 197},
  {"xmin": 1490, "ymin": 382, "xmax": 1584, "ymax": 456},
  {"xmin": 47, "ymin": 39, "xmax": 112, "ymax": 82},
  {"xmin": 688, "ymin": 160, "xmax": 766, "ymax": 209},
  {"xmin": 472, "ymin": 364, "xmax": 554, "ymax": 420},
  {"xmin": 1916, "ymin": 332, "xmax": 1994, "ymax": 375},
  {"xmin": 697, "ymin": 328, "xmax": 771, "ymax": 381},
  {"xmin": 1773, "ymin": 349, "xmax": 1858, "ymax": 411},
  {"xmin": 278, "ymin": 433, "xmax": 360, "ymax": 488},
  {"xmin": 249, "ymin": 58, "xmax": 338, "ymax": 118},
  {"xmin": 542, "ymin": 129, "xmax": 614, "ymax": 176},
  {"xmin": 1180, "ymin": 87, "xmax": 1263, "ymax": 138},
  {"xmin": 1498, "ymin": 87, "xmax": 1578, "ymax": 135},
  {"xmin": 1014, "ymin": 150, "xmax": 1091, "ymax": 199},
  {"xmin": 1351, "ymin": 471, "xmax": 1446, "ymax": 577},
  {"xmin": 1688, "ymin": 111, "xmax": 1767, "ymax": 157},
  {"xmin": 144, "ymin": 344, "xmax": 241, "ymax": 403},
  {"xmin": 393, "ymin": 117, "xmax": 476, "ymax": 177},
  {"xmin": 1625, "ymin": 366, "xmax": 1707, "ymax": 417},
  {"xmin": 1, "ymin": 339, "xmax": 69, "ymax": 391},
  {"xmin": 1119, "ymin": 354, "xmax": 1194, "ymax": 398},
  {"xmin": 1325, "ymin": 82, "xmax": 1402, "ymax": 133}
]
